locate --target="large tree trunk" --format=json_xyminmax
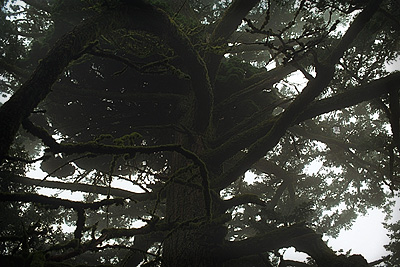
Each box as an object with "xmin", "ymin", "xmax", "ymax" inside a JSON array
[
  {"xmin": 162, "ymin": 133, "xmax": 225, "ymax": 266},
  {"xmin": 163, "ymin": 184, "xmax": 224, "ymax": 266}
]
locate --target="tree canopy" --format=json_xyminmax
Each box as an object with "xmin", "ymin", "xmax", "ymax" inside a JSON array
[{"xmin": 0, "ymin": 0, "xmax": 399, "ymax": 266}]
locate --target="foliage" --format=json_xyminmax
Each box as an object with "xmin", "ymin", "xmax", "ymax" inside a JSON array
[{"xmin": 0, "ymin": 0, "xmax": 399, "ymax": 266}]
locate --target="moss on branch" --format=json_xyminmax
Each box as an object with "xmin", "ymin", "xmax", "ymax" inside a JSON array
[{"xmin": 0, "ymin": 0, "xmax": 213, "ymax": 163}]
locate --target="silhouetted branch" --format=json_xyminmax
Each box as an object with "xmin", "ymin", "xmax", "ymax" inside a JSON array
[
  {"xmin": 2, "ymin": 171, "xmax": 156, "ymax": 202},
  {"xmin": 0, "ymin": 191, "xmax": 124, "ymax": 210},
  {"xmin": 22, "ymin": 119, "xmax": 212, "ymax": 219},
  {"xmin": 219, "ymin": 224, "xmax": 369, "ymax": 267},
  {"xmin": 222, "ymin": 194, "xmax": 266, "ymax": 211},
  {"xmin": 211, "ymin": 71, "xmax": 400, "ymax": 190},
  {"xmin": 297, "ymin": 72, "xmax": 400, "ymax": 124},
  {"xmin": 206, "ymin": 0, "xmax": 261, "ymax": 81}
]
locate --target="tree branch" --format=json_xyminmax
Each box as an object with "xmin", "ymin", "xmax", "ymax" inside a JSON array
[
  {"xmin": 22, "ymin": 119, "xmax": 213, "ymax": 219},
  {"xmin": 48, "ymin": 220, "xmax": 167, "ymax": 262},
  {"xmin": 0, "ymin": 4, "xmax": 126, "ymax": 162},
  {"xmin": 210, "ymin": 71, "xmax": 399, "ymax": 189},
  {"xmin": 53, "ymin": 83, "xmax": 183, "ymax": 104},
  {"xmin": 389, "ymin": 88, "xmax": 400, "ymax": 150},
  {"xmin": 297, "ymin": 72, "xmax": 400, "ymax": 123},
  {"xmin": 0, "ymin": 1, "xmax": 213, "ymax": 163},
  {"xmin": 206, "ymin": 0, "xmax": 261, "ymax": 81},
  {"xmin": 215, "ymin": 63, "xmax": 297, "ymax": 111},
  {"xmin": 218, "ymin": 224, "xmax": 368, "ymax": 266},
  {"xmin": 0, "ymin": 191, "xmax": 124, "ymax": 210},
  {"xmin": 1, "ymin": 171, "xmax": 156, "ymax": 202},
  {"xmin": 214, "ymin": 1, "xmax": 381, "ymax": 189},
  {"xmin": 221, "ymin": 193, "xmax": 266, "ymax": 211}
]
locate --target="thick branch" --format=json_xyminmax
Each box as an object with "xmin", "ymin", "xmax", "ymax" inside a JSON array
[
  {"xmin": 2, "ymin": 172, "xmax": 155, "ymax": 202},
  {"xmin": 210, "ymin": 54, "xmax": 397, "ymax": 165},
  {"xmin": 327, "ymin": 0, "xmax": 384, "ymax": 66},
  {"xmin": 0, "ymin": 1, "xmax": 212, "ymax": 162},
  {"xmin": 218, "ymin": 224, "xmax": 313, "ymax": 261},
  {"xmin": 209, "ymin": 71, "xmax": 399, "ymax": 189},
  {"xmin": 212, "ymin": 99, "xmax": 291, "ymax": 148},
  {"xmin": 210, "ymin": 0, "xmax": 260, "ymax": 42},
  {"xmin": 0, "ymin": 191, "xmax": 124, "ymax": 210},
  {"xmin": 215, "ymin": 63, "xmax": 297, "ymax": 111},
  {"xmin": 211, "ymin": 9, "xmax": 391, "ymax": 189},
  {"xmin": 389, "ymin": 88, "xmax": 400, "ymax": 149},
  {"xmin": 297, "ymin": 72, "xmax": 400, "ymax": 123},
  {"xmin": 290, "ymin": 125, "xmax": 352, "ymax": 150},
  {"xmin": 22, "ymin": 119, "xmax": 213, "ymax": 219},
  {"xmin": 0, "ymin": 4, "xmax": 125, "ymax": 162},
  {"xmin": 101, "ymin": 220, "xmax": 167, "ymax": 239},
  {"xmin": 206, "ymin": 0, "xmax": 261, "ymax": 81},
  {"xmin": 54, "ymin": 83, "xmax": 183, "ymax": 104},
  {"xmin": 218, "ymin": 224, "xmax": 368, "ymax": 266},
  {"xmin": 48, "ymin": 221, "xmax": 166, "ymax": 262}
]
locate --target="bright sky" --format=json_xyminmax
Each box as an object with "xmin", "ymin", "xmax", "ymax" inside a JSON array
[{"xmin": 242, "ymin": 170, "xmax": 400, "ymax": 263}]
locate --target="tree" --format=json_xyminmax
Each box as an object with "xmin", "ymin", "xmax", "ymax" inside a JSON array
[{"xmin": 0, "ymin": 0, "xmax": 399, "ymax": 266}]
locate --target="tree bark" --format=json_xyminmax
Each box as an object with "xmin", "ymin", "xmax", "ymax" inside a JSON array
[{"xmin": 162, "ymin": 133, "xmax": 226, "ymax": 266}]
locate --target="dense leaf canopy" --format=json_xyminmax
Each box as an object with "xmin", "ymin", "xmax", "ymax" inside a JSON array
[{"xmin": 0, "ymin": 0, "xmax": 399, "ymax": 266}]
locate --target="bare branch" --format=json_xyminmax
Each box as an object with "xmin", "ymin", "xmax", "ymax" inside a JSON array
[
  {"xmin": 2, "ymin": 171, "xmax": 156, "ymax": 202},
  {"xmin": 297, "ymin": 72, "xmax": 400, "ymax": 123},
  {"xmin": 0, "ymin": 191, "xmax": 124, "ymax": 210}
]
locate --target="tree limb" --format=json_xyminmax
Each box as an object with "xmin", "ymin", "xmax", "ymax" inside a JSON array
[
  {"xmin": 1, "ymin": 171, "xmax": 156, "ymax": 202},
  {"xmin": 210, "ymin": 70, "xmax": 400, "ymax": 189},
  {"xmin": 297, "ymin": 72, "xmax": 400, "ymax": 123},
  {"xmin": 215, "ymin": 63, "xmax": 297, "ymax": 111},
  {"xmin": 48, "ymin": 220, "xmax": 167, "ymax": 262},
  {"xmin": 211, "ymin": 0, "xmax": 383, "ymax": 190},
  {"xmin": 209, "ymin": 59, "xmax": 400, "ymax": 169},
  {"xmin": 218, "ymin": 224, "xmax": 368, "ymax": 266},
  {"xmin": 221, "ymin": 193, "xmax": 265, "ymax": 211},
  {"xmin": 206, "ymin": 0, "xmax": 261, "ymax": 81},
  {"xmin": 0, "ymin": 0, "xmax": 213, "ymax": 163},
  {"xmin": 0, "ymin": 191, "xmax": 124, "ymax": 210},
  {"xmin": 22, "ymin": 119, "xmax": 213, "ymax": 219},
  {"xmin": 389, "ymin": 88, "xmax": 400, "ymax": 150}
]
